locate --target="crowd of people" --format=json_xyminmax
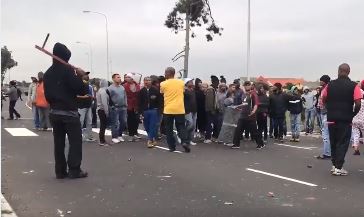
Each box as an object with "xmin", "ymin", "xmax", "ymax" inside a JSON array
[{"xmin": 2, "ymin": 42, "xmax": 363, "ymax": 179}]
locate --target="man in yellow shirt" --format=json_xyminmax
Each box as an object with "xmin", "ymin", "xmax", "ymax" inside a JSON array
[{"xmin": 160, "ymin": 67, "xmax": 190, "ymax": 153}]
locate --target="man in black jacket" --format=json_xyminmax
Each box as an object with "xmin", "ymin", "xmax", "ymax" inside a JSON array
[
  {"xmin": 322, "ymin": 63, "xmax": 362, "ymax": 176},
  {"xmin": 43, "ymin": 42, "xmax": 88, "ymax": 179},
  {"xmin": 269, "ymin": 83, "xmax": 288, "ymax": 142},
  {"xmin": 139, "ymin": 77, "xmax": 162, "ymax": 148},
  {"xmin": 288, "ymin": 86, "xmax": 303, "ymax": 142}
]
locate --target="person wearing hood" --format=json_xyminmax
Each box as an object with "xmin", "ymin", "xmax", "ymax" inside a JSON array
[
  {"xmin": 139, "ymin": 77, "xmax": 162, "ymax": 148},
  {"xmin": 316, "ymin": 75, "xmax": 332, "ymax": 159},
  {"xmin": 27, "ymin": 76, "xmax": 40, "ymax": 129},
  {"xmin": 96, "ymin": 79, "xmax": 110, "ymax": 146},
  {"xmin": 5, "ymin": 80, "xmax": 21, "ymax": 120},
  {"xmin": 123, "ymin": 73, "xmax": 141, "ymax": 141},
  {"xmin": 301, "ymin": 86, "xmax": 317, "ymax": 135},
  {"xmin": 77, "ymin": 73, "xmax": 96, "ymax": 142},
  {"xmin": 287, "ymin": 86, "xmax": 303, "ymax": 142},
  {"xmin": 43, "ymin": 42, "xmax": 88, "ymax": 179},
  {"xmin": 184, "ymin": 78, "xmax": 198, "ymax": 145},
  {"xmin": 35, "ymin": 71, "xmax": 51, "ymax": 131},
  {"xmin": 195, "ymin": 78, "xmax": 207, "ymax": 140},
  {"xmin": 204, "ymin": 75, "xmax": 223, "ymax": 143}
]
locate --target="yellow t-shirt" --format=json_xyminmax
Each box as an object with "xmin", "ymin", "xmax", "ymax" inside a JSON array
[{"xmin": 160, "ymin": 79, "xmax": 185, "ymax": 114}]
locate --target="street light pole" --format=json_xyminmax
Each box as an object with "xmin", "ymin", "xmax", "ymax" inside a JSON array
[
  {"xmin": 83, "ymin": 10, "xmax": 109, "ymax": 80},
  {"xmin": 246, "ymin": 0, "xmax": 251, "ymax": 82},
  {"xmin": 76, "ymin": 41, "xmax": 93, "ymax": 73}
]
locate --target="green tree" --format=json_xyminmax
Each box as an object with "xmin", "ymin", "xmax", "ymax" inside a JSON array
[
  {"xmin": 1, "ymin": 46, "xmax": 18, "ymax": 86},
  {"xmin": 165, "ymin": 0, "xmax": 223, "ymax": 77}
]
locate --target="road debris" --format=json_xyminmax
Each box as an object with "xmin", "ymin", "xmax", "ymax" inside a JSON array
[
  {"xmin": 307, "ymin": 165, "xmax": 313, "ymax": 168},
  {"xmin": 267, "ymin": 192, "xmax": 275, "ymax": 197},
  {"xmin": 157, "ymin": 175, "xmax": 172, "ymax": 178},
  {"xmin": 224, "ymin": 201, "xmax": 234, "ymax": 205}
]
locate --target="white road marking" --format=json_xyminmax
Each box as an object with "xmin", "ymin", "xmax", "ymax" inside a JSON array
[
  {"xmin": 4, "ymin": 128, "xmax": 38, "ymax": 137},
  {"xmin": 246, "ymin": 168, "xmax": 318, "ymax": 187},
  {"xmin": 1, "ymin": 194, "xmax": 18, "ymax": 217},
  {"xmin": 154, "ymin": 146, "xmax": 183, "ymax": 153},
  {"xmin": 275, "ymin": 143, "xmax": 317, "ymax": 150},
  {"xmin": 92, "ymin": 128, "xmax": 111, "ymax": 136}
]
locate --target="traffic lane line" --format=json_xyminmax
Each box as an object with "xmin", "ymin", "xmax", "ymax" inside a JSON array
[
  {"xmin": 274, "ymin": 143, "xmax": 318, "ymax": 150},
  {"xmin": 4, "ymin": 128, "xmax": 38, "ymax": 136},
  {"xmin": 246, "ymin": 168, "xmax": 318, "ymax": 187}
]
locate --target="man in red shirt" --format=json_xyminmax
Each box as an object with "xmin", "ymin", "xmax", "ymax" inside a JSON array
[{"xmin": 322, "ymin": 63, "xmax": 362, "ymax": 176}]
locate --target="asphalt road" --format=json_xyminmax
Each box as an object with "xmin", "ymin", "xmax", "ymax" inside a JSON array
[{"xmin": 1, "ymin": 100, "xmax": 364, "ymax": 217}]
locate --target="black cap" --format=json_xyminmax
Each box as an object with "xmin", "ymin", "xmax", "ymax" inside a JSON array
[{"xmin": 320, "ymin": 75, "xmax": 331, "ymax": 84}]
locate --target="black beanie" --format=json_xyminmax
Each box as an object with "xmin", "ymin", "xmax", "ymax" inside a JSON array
[{"xmin": 320, "ymin": 75, "xmax": 331, "ymax": 84}]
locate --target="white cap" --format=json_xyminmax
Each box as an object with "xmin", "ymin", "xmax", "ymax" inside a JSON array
[
  {"xmin": 303, "ymin": 86, "xmax": 309, "ymax": 90},
  {"xmin": 184, "ymin": 78, "xmax": 194, "ymax": 85},
  {"xmin": 125, "ymin": 73, "xmax": 134, "ymax": 78}
]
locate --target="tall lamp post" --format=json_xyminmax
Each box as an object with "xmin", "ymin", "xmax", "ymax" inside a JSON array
[
  {"xmin": 76, "ymin": 41, "xmax": 93, "ymax": 73},
  {"xmin": 83, "ymin": 10, "xmax": 109, "ymax": 79},
  {"xmin": 246, "ymin": 0, "xmax": 251, "ymax": 82}
]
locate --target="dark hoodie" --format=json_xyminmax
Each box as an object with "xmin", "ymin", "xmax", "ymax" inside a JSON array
[{"xmin": 43, "ymin": 43, "xmax": 86, "ymax": 113}]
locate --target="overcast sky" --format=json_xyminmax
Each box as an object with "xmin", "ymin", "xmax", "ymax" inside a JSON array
[{"xmin": 2, "ymin": 0, "xmax": 364, "ymax": 83}]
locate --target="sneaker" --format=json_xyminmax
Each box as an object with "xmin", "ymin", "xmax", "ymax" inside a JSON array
[
  {"xmin": 231, "ymin": 145, "xmax": 240, "ymax": 149},
  {"xmin": 295, "ymin": 138, "xmax": 300, "ymax": 142},
  {"xmin": 332, "ymin": 168, "xmax": 348, "ymax": 176},
  {"xmin": 316, "ymin": 155, "xmax": 331, "ymax": 160},
  {"xmin": 68, "ymin": 170, "xmax": 88, "ymax": 179},
  {"xmin": 134, "ymin": 135, "xmax": 142, "ymax": 139},
  {"xmin": 289, "ymin": 138, "xmax": 295, "ymax": 142},
  {"xmin": 182, "ymin": 144, "xmax": 191, "ymax": 153},
  {"xmin": 211, "ymin": 137, "xmax": 218, "ymax": 142},
  {"xmin": 99, "ymin": 142, "xmax": 110, "ymax": 147},
  {"xmin": 353, "ymin": 150, "xmax": 360, "ymax": 155},
  {"xmin": 56, "ymin": 172, "xmax": 68, "ymax": 179},
  {"xmin": 117, "ymin": 137, "xmax": 125, "ymax": 142},
  {"xmin": 177, "ymin": 136, "xmax": 181, "ymax": 144},
  {"xmin": 147, "ymin": 141, "xmax": 154, "ymax": 148},
  {"xmin": 224, "ymin": 143, "xmax": 234, "ymax": 147},
  {"xmin": 169, "ymin": 147, "xmax": 176, "ymax": 152},
  {"xmin": 330, "ymin": 166, "xmax": 335, "ymax": 174},
  {"xmin": 112, "ymin": 138, "xmax": 120, "ymax": 144},
  {"xmin": 189, "ymin": 141, "xmax": 197, "ymax": 146},
  {"xmin": 85, "ymin": 138, "xmax": 96, "ymax": 142},
  {"xmin": 279, "ymin": 138, "xmax": 284, "ymax": 143},
  {"xmin": 256, "ymin": 145, "xmax": 263, "ymax": 150},
  {"xmin": 204, "ymin": 139, "xmax": 212, "ymax": 144}
]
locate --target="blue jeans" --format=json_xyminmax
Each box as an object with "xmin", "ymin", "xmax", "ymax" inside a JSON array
[
  {"xmin": 32, "ymin": 105, "xmax": 40, "ymax": 128},
  {"xmin": 110, "ymin": 107, "xmax": 127, "ymax": 139},
  {"xmin": 321, "ymin": 114, "xmax": 331, "ymax": 156},
  {"xmin": 143, "ymin": 109, "xmax": 158, "ymax": 140},
  {"xmin": 305, "ymin": 108, "xmax": 316, "ymax": 133},
  {"xmin": 185, "ymin": 112, "xmax": 197, "ymax": 143},
  {"xmin": 290, "ymin": 113, "xmax": 301, "ymax": 139},
  {"xmin": 78, "ymin": 107, "xmax": 93, "ymax": 139}
]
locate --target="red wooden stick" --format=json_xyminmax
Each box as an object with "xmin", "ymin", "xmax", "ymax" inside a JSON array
[{"xmin": 35, "ymin": 45, "xmax": 77, "ymax": 70}]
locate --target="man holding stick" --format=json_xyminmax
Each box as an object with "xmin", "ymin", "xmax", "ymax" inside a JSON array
[{"xmin": 43, "ymin": 42, "xmax": 88, "ymax": 179}]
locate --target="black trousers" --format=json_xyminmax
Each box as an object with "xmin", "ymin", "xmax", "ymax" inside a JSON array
[
  {"xmin": 273, "ymin": 117, "xmax": 285, "ymax": 139},
  {"xmin": 49, "ymin": 114, "xmax": 83, "ymax": 176},
  {"xmin": 233, "ymin": 118, "xmax": 263, "ymax": 147},
  {"xmin": 9, "ymin": 100, "xmax": 20, "ymax": 119},
  {"xmin": 98, "ymin": 110, "xmax": 107, "ymax": 143},
  {"xmin": 164, "ymin": 114, "xmax": 188, "ymax": 150},
  {"xmin": 329, "ymin": 122, "xmax": 352, "ymax": 169},
  {"xmin": 196, "ymin": 110, "xmax": 206, "ymax": 134},
  {"xmin": 127, "ymin": 110, "xmax": 139, "ymax": 136},
  {"xmin": 257, "ymin": 113, "xmax": 268, "ymax": 140},
  {"xmin": 92, "ymin": 106, "xmax": 97, "ymax": 127}
]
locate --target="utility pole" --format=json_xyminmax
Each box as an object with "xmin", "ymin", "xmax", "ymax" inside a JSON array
[{"xmin": 183, "ymin": 11, "xmax": 190, "ymax": 79}]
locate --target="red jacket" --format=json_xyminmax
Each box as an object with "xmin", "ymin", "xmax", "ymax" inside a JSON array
[{"xmin": 123, "ymin": 82, "xmax": 140, "ymax": 111}]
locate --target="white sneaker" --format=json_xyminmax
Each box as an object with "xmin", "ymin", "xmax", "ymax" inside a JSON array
[
  {"xmin": 332, "ymin": 168, "xmax": 348, "ymax": 176},
  {"xmin": 112, "ymin": 138, "xmax": 120, "ymax": 144},
  {"xmin": 177, "ymin": 136, "xmax": 181, "ymax": 144},
  {"xmin": 134, "ymin": 135, "xmax": 141, "ymax": 139},
  {"xmin": 189, "ymin": 141, "xmax": 197, "ymax": 146},
  {"xmin": 330, "ymin": 166, "xmax": 335, "ymax": 174},
  {"xmin": 117, "ymin": 137, "xmax": 125, "ymax": 142},
  {"xmin": 85, "ymin": 138, "xmax": 97, "ymax": 142},
  {"xmin": 204, "ymin": 139, "xmax": 212, "ymax": 144},
  {"xmin": 224, "ymin": 143, "xmax": 234, "ymax": 147}
]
